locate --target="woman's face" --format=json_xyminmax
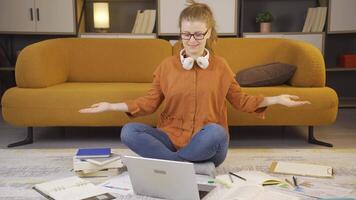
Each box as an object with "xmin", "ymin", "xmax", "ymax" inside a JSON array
[{"xmin": 180, "ymin": 20, "xmax": 211, "ymax": 57}]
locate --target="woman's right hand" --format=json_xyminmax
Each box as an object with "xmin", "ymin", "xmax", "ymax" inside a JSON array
[{"xmin": 79, "ymin": 102, "xmax": 112, "ymax": 113}]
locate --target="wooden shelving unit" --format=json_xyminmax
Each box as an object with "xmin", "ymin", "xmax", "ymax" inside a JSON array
[
  {"xmin": 0, "ymin": 67, "xmax": 15, "ymax": 71},
  {"xmin": 339, "ymin": 97, "xmax": 356, "ymax": 109},
  {"xmin": 326, "ymin": 67, "xmax": 356, "ymax": 72},
  {"xmin": 78, "ymin": 33, "xmax": 156, "ymax": 38},
  {"xmin": 1, "ymin": 0, "xmax": 355, "ymax": 104},
  {"xmin": 77, "ymin": 0, "xmax": 157, "ymax": 37}
]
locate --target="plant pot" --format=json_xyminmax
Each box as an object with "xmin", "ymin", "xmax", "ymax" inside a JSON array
[{"xmin": 260, "ymin": 22, "xmax": 271, "ymax": 33}]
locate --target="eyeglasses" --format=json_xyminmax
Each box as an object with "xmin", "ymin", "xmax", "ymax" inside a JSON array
[{"xmin": 180, "ymin": 29, "xmax": 209, "ymax": 40}]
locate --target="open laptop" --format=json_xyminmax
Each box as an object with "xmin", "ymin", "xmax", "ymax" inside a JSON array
[{"xmin": 122, "ymin": 155, "xmax": 215, "ymax": 200}]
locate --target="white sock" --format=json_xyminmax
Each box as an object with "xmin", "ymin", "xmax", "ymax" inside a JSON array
[{"xmin": 193, "ymin": 162, "xmax": 216, "ymax": 177}]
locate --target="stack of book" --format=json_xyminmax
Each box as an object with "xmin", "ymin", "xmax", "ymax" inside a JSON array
[
  {"xmin": 302, "ymin": 7, "xmax": 328, "ymax": 32},
  {"xmin": 73, "ymin": 148, "xmax": 124, "ymax": 177},
  {"xmin": 131, "ymin": 9, "xmax": 156, "ymax": 34}
]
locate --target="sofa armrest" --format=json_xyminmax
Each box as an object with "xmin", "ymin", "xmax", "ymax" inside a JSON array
[
  {"xmin": 16, "ymin": 39, "xmax": 69, "ymax": 88},
  {"xmin": 275, "ymin": 39, "xmax": 325, "ymax": 87}
]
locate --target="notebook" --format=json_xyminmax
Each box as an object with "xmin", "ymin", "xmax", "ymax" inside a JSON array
[
  {"xmin": 33, "ymin": 176, "xmax": 115, "ymax": 200},
  {"xmin": 269, "ymin": 161, "xmax": 333, "ymax": 178},
  {"xmin": 76, "ymin": 148, "xmax": 111, "ymax": 159}
]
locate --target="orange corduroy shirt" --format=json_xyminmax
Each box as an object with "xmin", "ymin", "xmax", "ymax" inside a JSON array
[{"xmin": 125, "ymin": 54, "xmax": 266, "ymax": 149}]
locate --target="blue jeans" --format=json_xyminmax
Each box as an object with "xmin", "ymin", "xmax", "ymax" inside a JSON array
[{"xmin": 120, "ymin": 122, "xmax": 229, "ymax": 166}]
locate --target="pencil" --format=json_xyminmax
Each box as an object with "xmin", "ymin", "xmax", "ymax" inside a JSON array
[
  {"xmin": 229, "ymin": 172, "xmax": 247, "ymax": 181},
  {"xmin": 292, "ymin": 176, "xmax": 298, "ymax": 187}
]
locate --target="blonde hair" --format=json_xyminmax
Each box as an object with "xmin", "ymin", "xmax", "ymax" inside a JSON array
[{"xmin": 178, "ymin": 0, "xmax": 218, "ymax": 52}]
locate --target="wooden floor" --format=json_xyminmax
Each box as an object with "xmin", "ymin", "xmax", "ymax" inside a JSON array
[{"xmin": 1, "ymin": 108, "xmax": 355, "ymax": 149}]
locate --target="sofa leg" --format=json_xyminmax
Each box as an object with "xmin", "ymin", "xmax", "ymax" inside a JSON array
[
  {"xmin": 8, "ymin": 127, "xmax": 34, "ymax": 148},
  {"xmin": 308, "ymin": 126, "xmax": 333, "ymax": 147}
]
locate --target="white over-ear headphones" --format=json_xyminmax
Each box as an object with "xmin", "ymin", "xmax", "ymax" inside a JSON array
[{"xmin": 180, "ymin": 48, "xmax": 210, "ymax": 70}]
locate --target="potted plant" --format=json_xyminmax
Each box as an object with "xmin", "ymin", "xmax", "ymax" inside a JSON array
[{"xmin": 256, "ymin": 11, "xmax": 274, "ymax": 33}]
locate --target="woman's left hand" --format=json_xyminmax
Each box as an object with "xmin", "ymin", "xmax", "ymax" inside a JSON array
[{"xmin": 276, "ymin": 94, "xmax": 311, "ymax": 107}]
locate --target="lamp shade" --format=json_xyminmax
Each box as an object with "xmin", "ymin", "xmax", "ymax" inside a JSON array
[{"xmin": 93, "ymin": 2, "xmax": 110, "ymax": 29}]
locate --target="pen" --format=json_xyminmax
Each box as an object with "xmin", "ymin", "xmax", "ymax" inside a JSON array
[
  {"xmin": 228, "ymin": 173, "xmax": 234, "ymax": 183},
  {"xmin": 229, "ymin": 172, "xmax": 247, "ymax": 181},
  {"xmin": 292, "ymin": 176, "xmax": 298, "ymax": 187},
  {"xmin": 104, "ymin": 185, "xmax": 130, "ymax": 191}
]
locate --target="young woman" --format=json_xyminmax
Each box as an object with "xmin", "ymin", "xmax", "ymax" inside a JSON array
[{"xmin": 79, "ymin": 1, "xmax": 310, "ymax": 168}]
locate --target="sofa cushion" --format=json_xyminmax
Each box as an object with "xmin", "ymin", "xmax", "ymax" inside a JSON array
[
  {"xmin": 235, "ymin": 62, "xmax": 296, "ymax": 87},
  {"xmin": 15, "ymin": 38, "xmax": 172, "ymax": 87}
]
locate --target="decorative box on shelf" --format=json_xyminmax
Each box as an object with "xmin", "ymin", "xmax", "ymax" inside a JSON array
[
  {"xmin": 78, "ymin": 33, "xmax": 157, "ymax": 39},
  {"xmin": 338, "ymin": 54, "xmax": 356, "ymax": 68}
]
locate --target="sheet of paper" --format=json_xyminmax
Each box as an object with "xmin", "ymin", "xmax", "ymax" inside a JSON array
[
  {"xmin": 232, "ymin": 170, "xmax": 282, "ymax": 185},
  {"xmin": 293, "ymin": 180, "xmax": 353, "ymax": 199},
  {"xmin": 98, "ymin": 172, "xmax": 133, "ymax": 196},
  {"xmin": 98, "ymin": 172, "xmax": 164, "ymax": 200}
]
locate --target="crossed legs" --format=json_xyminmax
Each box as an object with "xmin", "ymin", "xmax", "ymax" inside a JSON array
[{"xmin": 120, "ymin": 122, "xmax": 229, "ymax": 166}]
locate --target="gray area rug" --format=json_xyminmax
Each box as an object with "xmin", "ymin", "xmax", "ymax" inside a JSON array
[{"xmin": 0, "ymin": 148, "xmax": 355, "ymax": 200}]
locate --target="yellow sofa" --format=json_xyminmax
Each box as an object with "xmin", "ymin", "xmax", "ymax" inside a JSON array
[{"xmin": 1, "ymin": 38, "xmax": 338, "ymax": 147}]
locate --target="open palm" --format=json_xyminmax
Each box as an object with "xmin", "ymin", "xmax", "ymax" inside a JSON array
[
  {"xmin": 79, "ymin": 102, "xmax": 111, "ymax": 113},
  {"xmin": 278, "ymin": 95, "xmax": 311, "ymax": 107}
]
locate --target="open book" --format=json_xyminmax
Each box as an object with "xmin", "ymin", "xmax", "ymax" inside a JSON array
[
  {"xmin": 33, "ymin": 176, "xmax": 115, "ymax": 200},
  {"xmin": 221, "ymin": 183, "xmax": 300, "ymax": 200},
  {"xmin": 203, "ymin": 171, "xmax": 299, "ymax": 200},
  {"xmin": 231, "ymin": 170, "xmax": 283, "ymax": 186}
]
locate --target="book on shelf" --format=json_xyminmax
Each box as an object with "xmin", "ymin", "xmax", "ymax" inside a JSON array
[
  {"xmin": 309, "ymin": 7, "xmax": 316, "ymax": 32},
  {"xmin": 138, "ymin": 10, "xmax": 151, "ymax": 34},
  {"xmin": 302, "ymin": 8, "xmax": 314, "ymax": 32},
  {"xmin": 33, "ymin": 176, "xmax": 115, "ymax": 200},
  {"xmin": 312, "ymin": 7, "xmax": 327, "ymax": 32},
  {"xmin": 75, "ymin": 148, "xmax": 111, "ymax": 159},
  {"xmin": 311, "ymin": 7, "xmax": 322, "ymax": 32},
  {"xmin": 317, "ymin": 7, "xmax": 327, "ymax": 32},
  {"xmin": 302, "ymin": 7, "xmax": 327, "ymax": 32},
  {"xmin": 131, "ymin": 10, "xmax": 143, "ymax": 34},
  {"xmin": 132, "ymin": 9, "xmax": 156, "ymax": 34},
  {"xmin": 145, "ymin": 10, "xmax": 156, "ymax": 34}
]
